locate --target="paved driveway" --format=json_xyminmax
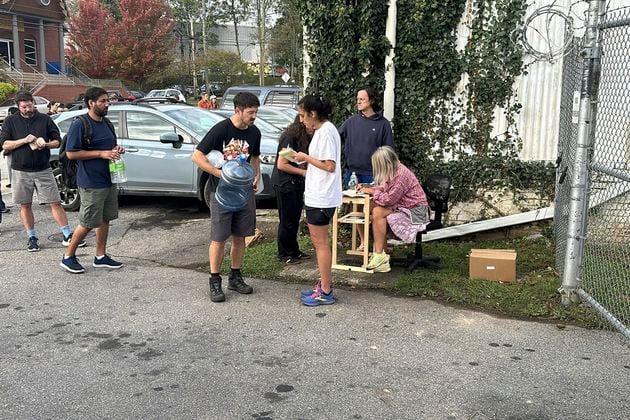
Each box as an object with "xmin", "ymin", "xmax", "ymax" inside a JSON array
[{"xmin": 1, "ymin": 161, "xmax": 629, "ymax": 419}]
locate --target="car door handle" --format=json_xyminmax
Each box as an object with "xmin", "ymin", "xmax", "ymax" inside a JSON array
[{"xmin": 126, "ymin": 147, "xmax": 139, "ymax": 152}]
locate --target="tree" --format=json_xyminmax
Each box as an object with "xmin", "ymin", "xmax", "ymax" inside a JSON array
[
  {"xmin": 66, "ymin": 0, "xmax": 116, "ymax": 79},
  {"xmin": 254, "ymin": 0, "xmax": 276, "ymax": 85},
  {"xmin": 67, "ymin": 0, "xmax": 175, "ymax": 86},
  {"xmin": 108, "ymin": 0, "xmax": 176, "ymax": 86},
  {"xmin": 201, "ymin": 48, "xmax": 253, "ymax": 86},
  {"xmin": 268, "ymin": 0, "xmax": 302, "ymax": 83},
  {"xmin": 215, "ymin": 0, "xmax": 254, "ymax": 58}
]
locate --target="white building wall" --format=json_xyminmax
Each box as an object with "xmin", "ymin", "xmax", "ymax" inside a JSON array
[{"xmin": 453, "ymin": 0, "xmax": 628, "ymax": 162}]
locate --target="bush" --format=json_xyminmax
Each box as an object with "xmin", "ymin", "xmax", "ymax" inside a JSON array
[{"xmin": 0, "ymin": 82, "xmax": 18, "ymax": 102}]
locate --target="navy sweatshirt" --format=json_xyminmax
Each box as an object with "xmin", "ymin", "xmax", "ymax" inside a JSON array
[{"xmin": 339, "ymin": 110, "xmax": 394, "ymax": 176}]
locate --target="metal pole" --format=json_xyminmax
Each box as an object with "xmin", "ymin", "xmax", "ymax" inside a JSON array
[
  {"xmin": 383, "ymin": 0, "xmax": 396, "ymax": 121},
  {"xmin": 190, "ymin": 17, "xmax": 197, "ymax": 97},
  {"xmin": 560, "ymin": 0, "xmax": 605, "ymax": 305},
  {"xmin": 201, "ymin": 0, "xmax": 209, "ymax": 93},
  {"xmin": 303, "ymin": 25, "xmax": 311, "ymax": 89}
]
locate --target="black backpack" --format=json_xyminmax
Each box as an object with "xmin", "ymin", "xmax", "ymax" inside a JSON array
[{"xmin": 58, "ymin": 114, "xmax": 116, "ymax": 189}]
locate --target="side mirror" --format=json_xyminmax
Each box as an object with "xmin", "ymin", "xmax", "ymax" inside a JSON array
[{"xmin": 159, "ymin": 132, "xmax": 183, "ymax": 149}]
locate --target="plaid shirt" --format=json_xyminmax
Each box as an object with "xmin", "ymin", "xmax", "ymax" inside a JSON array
[{"xmin": 373, "ymin": 163, "xmax": 428, "ymax": 209}]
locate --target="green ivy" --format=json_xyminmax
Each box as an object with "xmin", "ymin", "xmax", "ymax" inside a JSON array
[
  {"xmin": 299, "ymin": 0, "xmax": 555, "ymax": 207},
  {"xmin": 298, "ymin": 0, "xmax": 391, "ymax": 124}
]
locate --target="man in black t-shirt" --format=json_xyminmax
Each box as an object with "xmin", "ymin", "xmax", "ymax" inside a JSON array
[{"xmin": 192, "ymin": 92, "xmax": 261, "ymax": 302}]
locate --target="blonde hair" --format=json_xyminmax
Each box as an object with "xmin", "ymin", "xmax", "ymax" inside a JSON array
[{"xmin": 371, "ymin": 146, "xmax": 399, "ymax": 185}]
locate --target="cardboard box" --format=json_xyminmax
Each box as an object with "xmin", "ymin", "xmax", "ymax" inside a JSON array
[{"xmin": 469, "ymin": 249, "xmax": 517, "ymax": 282}]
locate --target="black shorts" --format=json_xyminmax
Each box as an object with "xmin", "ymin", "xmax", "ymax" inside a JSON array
[{"xmin": 305, "ymin": 206, "xmax": 336, "ymax": 226}]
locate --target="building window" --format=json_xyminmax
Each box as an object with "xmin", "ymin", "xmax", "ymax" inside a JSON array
[{"xmin": 24, "ymin": 39, "xmax": 37, "ymax": 66}]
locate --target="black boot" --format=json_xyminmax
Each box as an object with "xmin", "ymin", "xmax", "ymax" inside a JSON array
[{"xmin": 209, "ymin": 277, "xmax": 225, "ymax": 302}]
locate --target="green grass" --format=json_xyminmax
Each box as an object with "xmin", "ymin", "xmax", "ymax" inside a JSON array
[{"xmin": 228, "ymin": 235, "xmax": 600, "ymax": 328}]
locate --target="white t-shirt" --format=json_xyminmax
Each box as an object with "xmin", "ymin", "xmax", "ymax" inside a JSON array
[{"xmin": 304, "ymin": 120, "xmax": 343, "ymax": 208}]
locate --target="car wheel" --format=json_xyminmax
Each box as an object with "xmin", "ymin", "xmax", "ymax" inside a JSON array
[
  {"xmin": 203, "ymin": 177, "xmax": 213, "ymax": 213},
  {"xmin": 52, "ymin": 166, "xmax": 81, "ymax": 211}
]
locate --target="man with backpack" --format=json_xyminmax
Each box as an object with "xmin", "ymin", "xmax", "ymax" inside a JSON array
[
  {"xmin": 0, "ymin": 91, "xmax": 85, "ymax": 251},
  {"xmin": 60, "ymin": 87, "xmax": 125, "ymax": 274}
]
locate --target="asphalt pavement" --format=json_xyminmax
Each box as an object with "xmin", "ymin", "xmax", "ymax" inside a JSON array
[{"xmin": 1, "ymin": 158, "xmax": 629, "ymax": 419}]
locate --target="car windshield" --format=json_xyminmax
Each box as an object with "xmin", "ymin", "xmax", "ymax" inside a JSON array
[
  {"xmin": 147, "ymin": 90, "xmax": 166, "ymax": 97},
  {"xmin": 0, "ymin": 98, "xmax": 15, "ymax": 107},
  {"xmin": 164, "ymin": 108, "xmax": 225, "ymax": 137},
  {"xmin": 252, "ymin": 116, "xmax": 282, "ymax": 134}
]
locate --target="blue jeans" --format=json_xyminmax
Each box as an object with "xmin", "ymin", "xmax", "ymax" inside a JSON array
[{"xmin": 343, "ymin": 172, "xmax": 374, "ymax": 188}]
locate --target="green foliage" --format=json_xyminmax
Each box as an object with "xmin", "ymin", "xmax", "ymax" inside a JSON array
[
  {"xmin": 269, "ymin": 0, "xmax": 303, "ymax": 83},
  {"xmin": 0, "ymin": 82, "xmax": 18, "ymax": 102},
  {"xmin": 299, "ymin": 0, "xmax": 553, "ymax": 207},
  {"xmin": 299, "ymin": 0, "xmax": 391, "ymax": 125},
  {"xmin": 200, "ymin": 48, "xmax": 255, "ymax": 87}
]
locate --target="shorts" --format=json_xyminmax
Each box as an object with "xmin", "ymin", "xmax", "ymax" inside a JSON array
[
  {"xmin": 305, "ymin": 206, "xmax": 336, "ymax": 226},
  {"xmin": 12, "ymin": 167, "xmax": 61, "ymax": 205},
  {"xmin": 209, "ymin": 191, "xmax": 256, "ymax": 242},
  {"xmin": 344, "ymin": 172, "xmax": 374, "ymax": 188},
  {"xmin": 79, "ymin": 185, "xmax": 119, "ymax": 229}
]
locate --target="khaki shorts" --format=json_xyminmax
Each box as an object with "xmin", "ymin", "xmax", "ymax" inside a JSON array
[
  {"xmin": 209, "ymin": 192, "xmax": 256, "ymax": 242},
  {"xmin": 79, "ymin": 185, "xmax": 119, "ymax": 229},
  {"xmin": 12, "ymin": 167, "xmax": 61, "ymax": 205}
]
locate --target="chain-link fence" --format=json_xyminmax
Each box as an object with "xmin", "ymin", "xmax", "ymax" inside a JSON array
[
  {"xmin": 555, "ymin": 37, "xmax": 583, "ymax": 277},
  {"xmin": 556, "ymin": 2, "xmax": 630, "ymax": 340}
]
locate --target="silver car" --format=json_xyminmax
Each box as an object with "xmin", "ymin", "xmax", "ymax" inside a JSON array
[{"xmin": 49, "ymin": 102, "xmax": 279, "ymax": 211}]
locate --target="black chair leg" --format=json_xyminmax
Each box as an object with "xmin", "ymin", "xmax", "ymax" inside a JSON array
[{"xmin": 391, "ymin": 232, "xmax": 442, "ymax": 272}]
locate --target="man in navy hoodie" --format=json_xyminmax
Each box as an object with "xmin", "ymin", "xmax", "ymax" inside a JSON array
[
  {"xmin": 339, "ymin": 86, "xmax": 394, "ymax": 186},
  {"xmin": 339, "ymin": 86, "xmax": 394, "ymax": 251}
]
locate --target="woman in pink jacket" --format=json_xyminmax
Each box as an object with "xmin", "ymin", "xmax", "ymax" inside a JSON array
[{"xmin": 357, "ymin": 146, "xmax": 430, "ymax": 272}]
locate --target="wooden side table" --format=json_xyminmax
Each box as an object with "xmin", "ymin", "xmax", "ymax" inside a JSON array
[{"xmin": 332, "ymin": 194, "xmax": 373, "ymax": 273}]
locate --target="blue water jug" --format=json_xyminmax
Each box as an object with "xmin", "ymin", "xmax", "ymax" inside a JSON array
[{"xmin": 215, "ymin": 156, "xmax": 255, "ymax": 212}]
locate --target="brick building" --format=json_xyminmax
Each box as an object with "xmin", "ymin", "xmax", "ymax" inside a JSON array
[{"xmin": 0, "ymin": 0, "xmax": 67, "ymax": 74}]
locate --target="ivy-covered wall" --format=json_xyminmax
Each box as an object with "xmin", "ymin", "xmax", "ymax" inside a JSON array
[{"xmin": 299, "ymin": 0, "xmax": 555, "ymax": 208}]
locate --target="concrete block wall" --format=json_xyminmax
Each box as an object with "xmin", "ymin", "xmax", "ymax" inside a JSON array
[{"xmin": 446, "ymin": 190, "xmax": 552, "ymax": 225}]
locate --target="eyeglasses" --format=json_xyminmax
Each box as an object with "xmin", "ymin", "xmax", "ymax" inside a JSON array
[{"xmin": 18, "ymin": 103, "xmax": 34, "ymax": 109}]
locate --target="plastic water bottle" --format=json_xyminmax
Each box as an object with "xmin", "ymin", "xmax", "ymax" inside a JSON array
[
  {"xmin": 215, "ymin": 157, "xmax": 255, "ymax": 211},
  {"xmin": 109, "ymin": 157, "xmax": 127, "ymax": 183},
  {"xmin": 348, "ymin": 171, "xmax": 358, "ymax": 190}
]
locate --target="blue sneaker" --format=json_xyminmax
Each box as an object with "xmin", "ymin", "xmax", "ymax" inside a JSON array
[
  {"xmin": 93, "ymin": 255, "xmax": 123, "ymax": 269},
  {"xmin": 302, "ymin": 289, "xmax": 335, "ymax": 306},
  {"xmin": 27, "ymin": 236, "xmax": 40, "ymax": 252},
  {"xmin": 60, "ymin": 255, "xmax": 85, "ymax": 274}
]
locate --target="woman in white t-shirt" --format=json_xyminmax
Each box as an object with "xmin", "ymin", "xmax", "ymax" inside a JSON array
[{"xmin": 294, "ymin": 95, "xmax": 342, "ymax": 306}]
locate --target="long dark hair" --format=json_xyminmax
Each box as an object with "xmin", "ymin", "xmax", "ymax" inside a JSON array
[
  {"xmin": 281, "ymin": 114, "xmax": 311, "ymax": 153},
  {"xmin": 298, "ymin": 95, "xmax": 332, "ymax": 121},
  {"xmin": 357, "ymin": 86, "xmax": 382, "ymax": 112}
]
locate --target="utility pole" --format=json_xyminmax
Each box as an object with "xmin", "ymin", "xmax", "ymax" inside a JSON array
[
  {"xmin": 257, "ymin": 0, "xmax": 265, "ymax": 86},
  {"xmin": 201, "ymin": 0, "xmax": 208, "ymax": 90},
  {"xmin": 190, "ymin": 16, "xmax": 197, "ymax": 96}
]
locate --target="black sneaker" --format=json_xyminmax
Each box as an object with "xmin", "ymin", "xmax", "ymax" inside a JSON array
[
  {"xmin": 27, "ymin": 236, "xmax": 40, "ymax": 252},
  {"xmin": 209, "ymin": 278, "xmax": 225, "ymax": 302},
  {"xmin": 228, "ymin": 272, "xmax": 253, "ymax": 294}
]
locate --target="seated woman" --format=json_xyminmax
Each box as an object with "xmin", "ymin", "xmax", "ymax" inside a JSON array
[{"xmin": 357, "ymin": 146, "xmax": 430, "ymax": 272}]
